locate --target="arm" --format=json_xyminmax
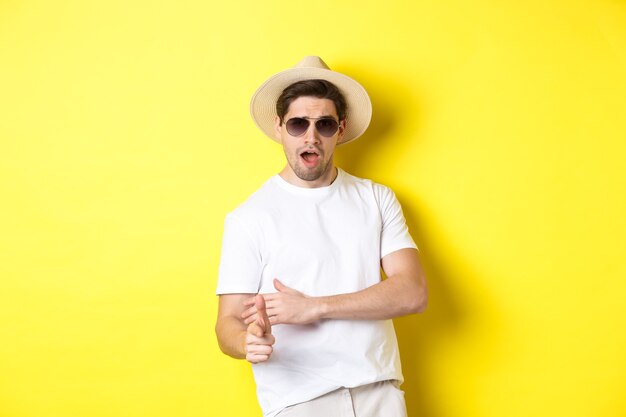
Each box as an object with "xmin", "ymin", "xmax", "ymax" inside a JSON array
[
  {"xmin": 215, "ymin": 293, "xmax": 275, "ymax": 363},
  {"xmin": 242, "ymin": 247, "xmax": 428, "ymax": 325},
  {"xmin": 321, "ymin": 247, "xmax": 428, "ymax": 320}
]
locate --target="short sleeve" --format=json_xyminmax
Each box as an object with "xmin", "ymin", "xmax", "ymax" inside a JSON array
[
  {"xmin": 377, "ymin": 186, "xmax": 417, "ymax": 258},
  {"xmin": 215, "ymin": 213, "xmax": 263, "ymax": 295}
]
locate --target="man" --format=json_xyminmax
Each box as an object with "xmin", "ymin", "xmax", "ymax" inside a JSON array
[{"xmin": 215, "ymin": 56, "xmax": 427, "ymax": 417}]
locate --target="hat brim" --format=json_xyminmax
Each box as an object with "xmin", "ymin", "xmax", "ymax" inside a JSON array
[{"xmin": 250, "ymin": 67, "xmax": 372, "ymax": 145}]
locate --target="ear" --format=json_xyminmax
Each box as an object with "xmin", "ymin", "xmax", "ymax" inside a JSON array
[
  {"xmin": 337, "ymin": 119, "xmax": 347, "ymax": 143},
  {"xmin": 273, "ymin": 115, "xmax": 283, "ymax": 142}
]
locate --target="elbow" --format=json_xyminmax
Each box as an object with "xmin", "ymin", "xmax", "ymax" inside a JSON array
[
  {"xmin": 214, "ymin": 321, "xmax": 232, "ymax": 357},
  {"xmin": 414, "ymin": 293, "xmax": 428, "ymax": 313},
  {"xmin": 405, "ymin": 286, "xmax": 428, "ymax": 315},
  {"xmin": 215, "ymin": 319, "xmax": 246, "ymax": 360},
  {"xmin": 214, "ymin": 322, "xmax": 227, "ymax": 355}
]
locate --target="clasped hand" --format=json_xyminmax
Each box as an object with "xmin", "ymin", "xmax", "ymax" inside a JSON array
[
  {"xmin": 242, "ymin": 279, "xmax": 321, "ymax": 326},
  {"xmin": 245, "ymin": 294, "xmax": 274, "ymax": 363}
]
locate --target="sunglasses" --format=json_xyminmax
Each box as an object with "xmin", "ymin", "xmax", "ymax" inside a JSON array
[{"xmin": 285, "ymin": 117, "xmax": 341, "ymax": 138}]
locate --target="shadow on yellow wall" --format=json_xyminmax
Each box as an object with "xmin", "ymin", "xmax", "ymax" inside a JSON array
[{"xmin": 337, "ymin": 67, "xmax": 492, "ymax": 416}]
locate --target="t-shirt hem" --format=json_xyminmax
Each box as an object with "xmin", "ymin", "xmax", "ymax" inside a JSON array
[
  {"xmin": 215, "ymin": 287, "xmax": 258, "ymax": 295},
  {"xmin": 381, "ymin": 243, "xmax": 418, "ymax": 259}
]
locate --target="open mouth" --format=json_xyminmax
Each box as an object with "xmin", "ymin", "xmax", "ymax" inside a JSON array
[{"xmin": 300, "ymin": 150, "xmax": 320, "ymax": 167}]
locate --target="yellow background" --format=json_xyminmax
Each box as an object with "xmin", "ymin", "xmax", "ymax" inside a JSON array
[{"xmin": 1, "ymin": 0, "xmax": 625, "ymax": 416}]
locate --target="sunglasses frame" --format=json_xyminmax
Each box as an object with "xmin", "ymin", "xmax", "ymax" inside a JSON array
[{"xmin": 284, "ymin": 117, "xmax": 342, "ymax": 138}]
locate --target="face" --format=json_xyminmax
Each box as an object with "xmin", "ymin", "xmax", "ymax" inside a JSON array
[{"xmin": 274, "ymin": 96, "xmax": 345, "ymax": 187}]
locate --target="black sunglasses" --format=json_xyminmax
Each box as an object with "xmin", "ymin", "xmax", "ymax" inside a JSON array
[{"xmin": 285, "ymin": 117, "xmax": 341, "ymax": 138}]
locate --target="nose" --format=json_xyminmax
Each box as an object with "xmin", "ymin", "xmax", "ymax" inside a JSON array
[{"xmin": 303, "ymin": 122, "xmax": 321, "ymax": 145}]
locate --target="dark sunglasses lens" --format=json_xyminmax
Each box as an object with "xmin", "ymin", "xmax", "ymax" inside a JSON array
[
  {"xmin": 315, "ymin": 119, "xmax": 339, "ymax": 137},
  {"xmin": 286, "ymin": 118, "xmax": 310, "ymax": 136}
]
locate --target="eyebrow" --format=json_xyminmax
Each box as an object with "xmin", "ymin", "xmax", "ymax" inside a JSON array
[{"xmin": 291, "ymin": 115, "xmax": 338, "ymax": 120}]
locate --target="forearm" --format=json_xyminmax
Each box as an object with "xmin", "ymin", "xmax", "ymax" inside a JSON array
[
  {"xmin": 242, "ymin": 249, "xmax": 428, "ymax": 326},
  {"xmin": 317, "ymin": 272, "xmax": 427, "ymax": 321},
  {"xmin": 215, "ymin": 315, "xmax": 247, "ymax": 359}
]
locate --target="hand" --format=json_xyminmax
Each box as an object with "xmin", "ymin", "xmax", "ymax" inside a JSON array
[
  {"xmin": 242, "ymin": 279, "xmax": 322, "ymax": 326},
  {"xmin": 245, "ymin": 295, "xmax": 275, "ymax": 364}
]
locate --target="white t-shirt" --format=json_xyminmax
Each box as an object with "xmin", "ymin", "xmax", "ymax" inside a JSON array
[{"xmin": 216, "ymin": 168, "xmax": 417, "ymax": 417}]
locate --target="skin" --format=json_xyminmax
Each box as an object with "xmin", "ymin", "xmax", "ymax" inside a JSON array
[
  {"xmin": 275, "ymin": 96, "xmax": 345, "ymax": 188},
  {"xmin": 241, "ymin": 247, "xmax": 427, "ymax": 325},
  {"xmin": 215, "ymin": 96, "xmax": 428, "ymax": 363},
  {"xmin": 216, "ymin": 294, "xmax": 275, "ymax": 363}
]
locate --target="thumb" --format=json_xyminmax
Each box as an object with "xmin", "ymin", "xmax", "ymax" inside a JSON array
[
  {"xmin": 274, "ymin": 278, "xmax": 287, "ymax": 292},
  {"xmin": 254, "ymin": 294, "xmax": 271, "ymax": 335}
]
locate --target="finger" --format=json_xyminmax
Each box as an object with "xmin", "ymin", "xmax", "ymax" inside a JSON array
[
  {"xmin": 241, "ymin": 305, "xmax": 257, "ymax": 320},
  {"xmin": 274, "ymin": 279, "xmax": 298, "ymax": 295},
  {"xmin": 255, "ymin": 295, "xmax": 272, "ymax": 335},
  {"xmin": 244, "ymin": 313, "xmax": 258, "ymax": 325},
  {"xmin": 246, "ymin": 353, "xmax": 270, "ymax": 364},
  {"xmin": 246, "ymin": 343, "xmax": 273, "ymax": 355},
  {"xmin": 245, "ymin": 293, "xmax": 273, "ymax": 305},
  {"xmin": 273, "ymin": 278, "xmax": 286, "ymax": 292},
  {"xmin": 247, "ymin": 321, "xmax": 265, "ymax": 338},
  {"xmin": 243, "ymin": 297, "xmax": 256, "ymax": 307},
  {"xmin": 263, "ymin": 293, "xmax": 277, "ymax": 302},
  {"xmin": 246, "ymin": 333, "xmax": 275, "ymax": 346}
]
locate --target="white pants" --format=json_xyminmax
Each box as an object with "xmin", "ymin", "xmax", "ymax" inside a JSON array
[{"xmin": 275, "ymin": 380, "xmax": 407, "ymax": 417}]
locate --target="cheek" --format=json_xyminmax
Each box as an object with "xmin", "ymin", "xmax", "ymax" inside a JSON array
[
  {"xmin": 283, "ymin": 143, "xmax": 298, "ymax": 158},
  {"xmin": 323, "ymin": 142, "xmax": 338, "ymax": 156}
]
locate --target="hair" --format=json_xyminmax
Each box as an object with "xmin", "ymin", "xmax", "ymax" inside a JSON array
[{"xmin": 276, "ymin": 79, "xmax": 348, "ymax": 124}]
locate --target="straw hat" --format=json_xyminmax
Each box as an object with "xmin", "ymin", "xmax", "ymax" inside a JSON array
[{"xmin": 249, "ymin": 56, "xmax": 372, "ymax": 145}]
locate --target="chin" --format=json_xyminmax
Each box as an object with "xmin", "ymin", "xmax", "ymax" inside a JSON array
[{"xmin": 295, "ymin": 169, "xmax": 324, "ymax": 182}]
